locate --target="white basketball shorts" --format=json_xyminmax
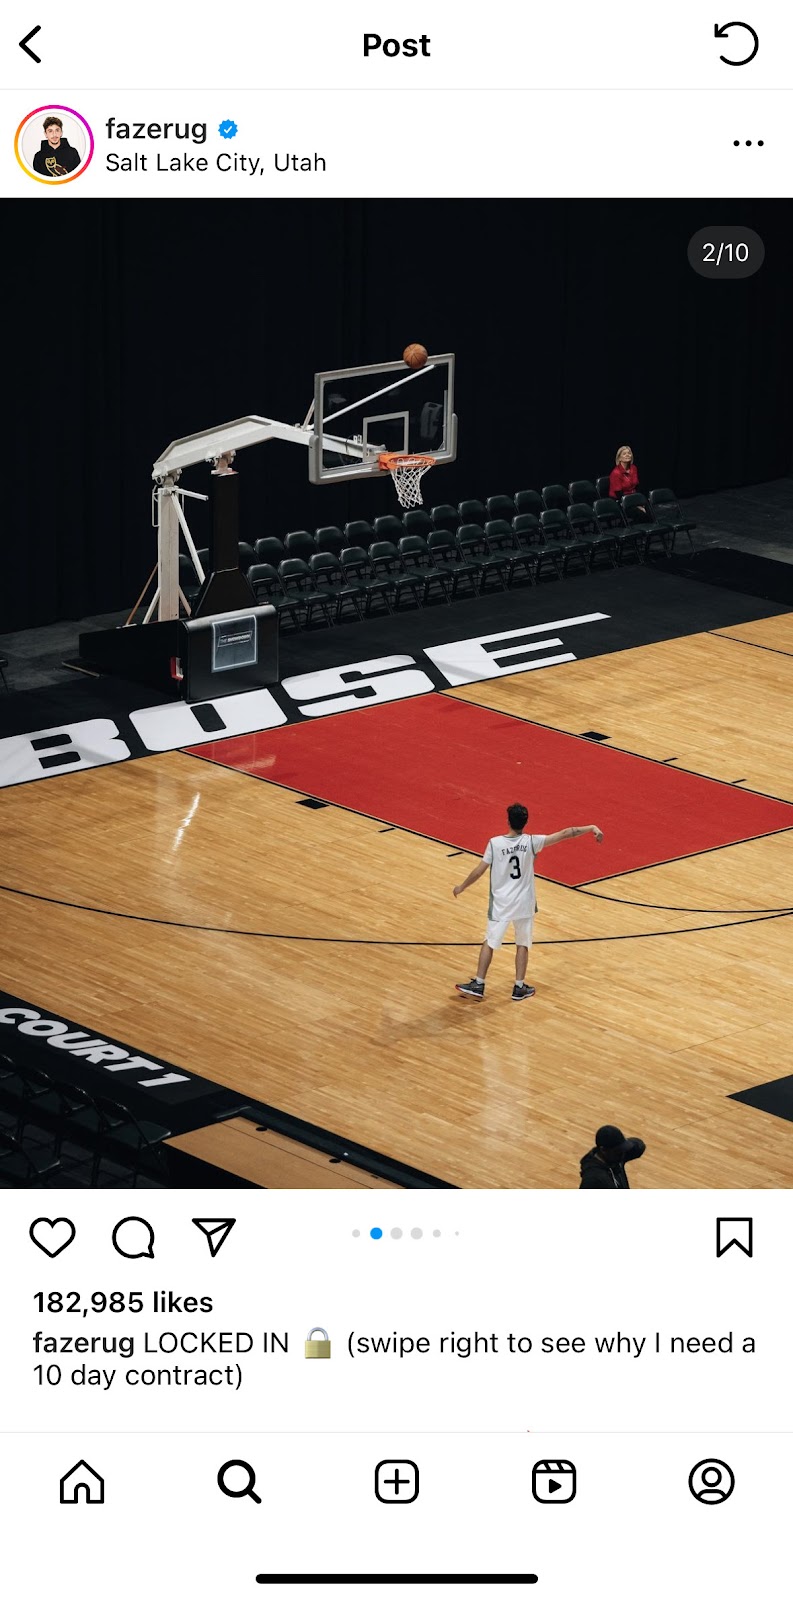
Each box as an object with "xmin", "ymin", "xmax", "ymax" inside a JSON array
[{"xmin": 485, "ymin": 915, "xmax": 534, "ymax": 951}]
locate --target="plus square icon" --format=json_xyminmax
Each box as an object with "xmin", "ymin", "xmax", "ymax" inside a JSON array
[{"xmin": 375, "ymin": 1459, "xmax": 419, "ymax": 1504}]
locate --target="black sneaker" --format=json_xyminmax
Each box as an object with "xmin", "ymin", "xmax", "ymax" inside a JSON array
[
  {"xmin": 456, "ymin": 978, "xmax": 485, "ymax": 1001},
  {"xmin": 512, "ymin": 983, "xmax": 536, "ymax": 1001}
]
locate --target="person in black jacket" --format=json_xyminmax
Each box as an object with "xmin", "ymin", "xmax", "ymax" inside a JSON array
[
  {"xmin": 32, "ymin": 117, "xmax": 82, "ymax": 178},
  {"xmin": 579, "ymin": 1125, "xmax": 646, "ymax": 1189}
]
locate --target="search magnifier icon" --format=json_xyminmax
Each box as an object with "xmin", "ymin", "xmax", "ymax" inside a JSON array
[{"xmin": 217, "ymin": 1459, "xmax": 262, "ymax": 1504}]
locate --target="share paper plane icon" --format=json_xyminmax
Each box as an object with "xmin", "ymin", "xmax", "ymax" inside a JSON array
[{"xmin": 192, "ymin": 1218, "xmax": 237, "ymax": 1257}]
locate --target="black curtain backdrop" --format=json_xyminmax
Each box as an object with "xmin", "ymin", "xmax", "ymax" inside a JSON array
[{"xmin": 4, "ymin": 198, "xmax": 792, "ymax": 632}]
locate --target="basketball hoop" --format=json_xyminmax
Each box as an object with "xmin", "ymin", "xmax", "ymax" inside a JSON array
[{"xmin": 379, "ymin": 452, "xmax": 436, "ymax": 509}]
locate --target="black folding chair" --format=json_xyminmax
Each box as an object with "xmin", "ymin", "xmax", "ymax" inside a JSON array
[
  {"xmin": 426, "ymin": 530, "xmax": 480, "ymax": 597},
  {"xmin": 284, "ymin": 530, "xmax": 317, "ymax": 563},
  {"xmin": 569, "ymin": 503, "xmax": 616, "ymax": 569},
  {"xmin": 248, "ymin": 563, "xmax": 303, "ymax": 628},
  {"xmin": 593, "ymin": 498, "xmax": 643, "ymax": 564},
  {"xmin": 486, "ymin": 494, "xmax": 517, "ymax": 523},
  {"xmin": 621, "ymin": 492, "xmax": 668, "ymax": 558},
  {"xmin": 254, "ymin": 536, "xmax": 286, "ymax": 566},
  {"xmin": 0, "ymin": 1129, "xmax": 60, "ymax": 1186},
  {"xmin": 402, "ymin": 509, "xmax": 432, "ymax": 538},
  {"xmin": 542, "ymin": 483, "xmax": 571, "ymax": 512},
  {"xmin": 649, "ymin": 488, "xmax": 697, "ymax": 553},
  {"xmin": 309, "ymin": 552, "xmax": 367, "ymax": 621},
  {"xmin": 512, "ymin": 513, "xmax": 542, "ymax": 548},
  {"xmin": 483, "ymin": 520, "xmax": 536, "ymax": 586},
  {"xmin": 398, "ymin": 536, "xmax": 451, "ymax": 604},
  {"xmin": 278, "ymin": 558, "xmax": 336, "ymax": 626},
  {"xmin": 540, "ymin": 508, "xmax": 588, "ymax": 575},
  {"xmin": 568, "ymin": 479, "xmax": 599, "ymax": 507},
  {"xmin": 514, "ymin": 489, "xmax": 544, "ymax": 518},
  {"xmin": 343, "ymin": 519, "xmax": 375, "ymax": 549},
  {"xmin": 314, "ymin": 525, "xmax": 345, "ymax": 558},
  {"xmin": 373, "ymin": 514, "xmax": 405, "ymax": 545},
  {"xmin": 536, "ymin": 511, "xmax": 568, "ymax": 579},
  {"xmin": 178, "ymin": 553, "xmax": 201, "ymax": 606},
  {"xmin": 430, "ymin": 503, "xmax": 461, "ymax": 534},
  {"xmin": 369, "ymin": 541, "xmax": 426, "ymax": 609},
  {"xmin": 458, "ymin": 498, "xmax": 488, "ymax": 528},
  {"xmin": 456, "ymin": 525, "xmax": 510, "ymax": 590},
  {"xmin": 340, "ymin": 547, "xmax": 394, "ymax": 614}
]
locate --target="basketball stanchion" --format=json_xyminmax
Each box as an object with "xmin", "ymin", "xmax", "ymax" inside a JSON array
[{"xmin": 88, "ymin": 343, "xmax": 455, "ymax": 666}]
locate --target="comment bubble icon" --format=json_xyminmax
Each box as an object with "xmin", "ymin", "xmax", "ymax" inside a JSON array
[{"xmin": 112, "ymin": 1216, "xmax": 155, "ymax": 1259}]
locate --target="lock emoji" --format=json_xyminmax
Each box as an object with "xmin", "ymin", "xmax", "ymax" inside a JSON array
[{"xmin": 305, "ymin": 1326, "xmax": 331, "ymax": 1359}]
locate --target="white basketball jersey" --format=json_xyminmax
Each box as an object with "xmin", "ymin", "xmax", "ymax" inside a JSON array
[{"xmin": 483, "ymin": 833, "xmax": 546, "ymax": 920}]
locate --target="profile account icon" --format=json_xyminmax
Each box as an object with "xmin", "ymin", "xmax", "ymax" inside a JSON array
[{"xmin": 688, "ymin": 1458, "xmax": 735, "ymax": 1504}]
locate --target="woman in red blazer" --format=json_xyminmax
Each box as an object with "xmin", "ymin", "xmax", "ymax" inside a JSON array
[{"xmin": 609, "ymin": 445, "xmax": 640, "ymax": 499}]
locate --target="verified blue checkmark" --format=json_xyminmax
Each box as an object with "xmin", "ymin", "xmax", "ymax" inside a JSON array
[{"xmin": 218, "ymin": 119, "xmax": 238, "ymax": 139}]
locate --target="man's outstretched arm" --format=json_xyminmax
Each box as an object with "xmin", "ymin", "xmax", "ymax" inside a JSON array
[
  {"xmin": 453, "ymin": 861, "xmax": 489, "ymax": 897},
  {"xmin": 544, "ymin": 824, "xmax": 603, "ymax": 848}
]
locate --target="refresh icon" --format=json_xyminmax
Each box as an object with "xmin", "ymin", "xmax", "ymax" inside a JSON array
[{"xmin": 714, "ymin": 21, "xmax": 759, "ymax": 66}]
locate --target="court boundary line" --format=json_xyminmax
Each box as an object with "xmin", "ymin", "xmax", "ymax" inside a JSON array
[
  {"xmin": 0, "ymin": 879, "xmax": 788, "ymax": 946},
  {"xmin": 707, "ymin": 628, "xmax": 793, "ymax": 660},
  {"xmin": 5, "ymin": 736, "xmax": 793, "ymax": 935},
  {"xmin": 234, "ymin": 1104, "xmax": 454, "ymax": 1190},
  {"xmin": 572, "ymin": 885, "xmax": 793, "ymax": 913}
]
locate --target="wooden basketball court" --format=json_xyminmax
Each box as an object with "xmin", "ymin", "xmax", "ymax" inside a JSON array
[{"xmin": 1, "ymin": 603, "xmax": 792, "ymax": 1188}]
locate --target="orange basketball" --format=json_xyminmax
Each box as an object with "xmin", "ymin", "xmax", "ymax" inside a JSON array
[{"xmin": 403, "ymin": 343, "xmax": 428, "ymax": 370}]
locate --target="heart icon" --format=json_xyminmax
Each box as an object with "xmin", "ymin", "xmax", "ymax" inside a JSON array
[{"xmin": 29, "ymin": 1217, "xmax": 76, "ymax": 1258}]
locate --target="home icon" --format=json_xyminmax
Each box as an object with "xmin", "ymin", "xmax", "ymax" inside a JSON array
[{"xmin": 60, "ymin": 1460, "xmax": 105, "ymax": 1504}]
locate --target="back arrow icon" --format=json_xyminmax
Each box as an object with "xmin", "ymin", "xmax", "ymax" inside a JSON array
[
  {"xmin": 714, "ymin": 21, "xmax": 759, "ymax": 66},
  {"xmin": 19, "ymin": 24, "xmax": 42, "ymax": 62}
]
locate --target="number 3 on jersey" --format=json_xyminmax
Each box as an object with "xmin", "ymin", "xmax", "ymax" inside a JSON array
[{"xmin": 508, "ymin": 854, "xmax": 522, "ymax": 880}]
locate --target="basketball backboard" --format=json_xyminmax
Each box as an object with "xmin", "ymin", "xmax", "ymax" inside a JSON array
[{"xmin": 308, "ymin": 352, "xmax": 456, "ymax": 484}]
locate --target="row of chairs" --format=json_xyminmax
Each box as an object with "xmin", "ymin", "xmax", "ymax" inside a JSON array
[
  {"xmin": 200, "ymin": 494, "xmax": 696, "ymax": 630},
  {"xmin": 0, "ymin": 1126, "xmax": 61, "ymax": 1185},
  {"xmin": 186, "ymin": 485, "xmax": 693, "ymax": 572},
  {"xmin": 177, "ymin": 485, "xmax": 697, "ymax": 629},
  {"xmin": 0, "ymin": 1053, "xmax": 170, "ymax": 1188}
]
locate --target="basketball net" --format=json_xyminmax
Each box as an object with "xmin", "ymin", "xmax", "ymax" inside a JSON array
[{"xmin": 379, "ymin": 453, "xmax": 436, "ymax": 509}]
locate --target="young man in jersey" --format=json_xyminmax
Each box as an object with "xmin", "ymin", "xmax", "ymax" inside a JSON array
[{"xmin": 453, "ymin": 803, "xmax": 603, "ymax": 1000}]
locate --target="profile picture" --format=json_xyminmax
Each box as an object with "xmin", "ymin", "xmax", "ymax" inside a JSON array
[{"xmin": 15, "ymin": 104, "xmax": 94, "ymax": 185}]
